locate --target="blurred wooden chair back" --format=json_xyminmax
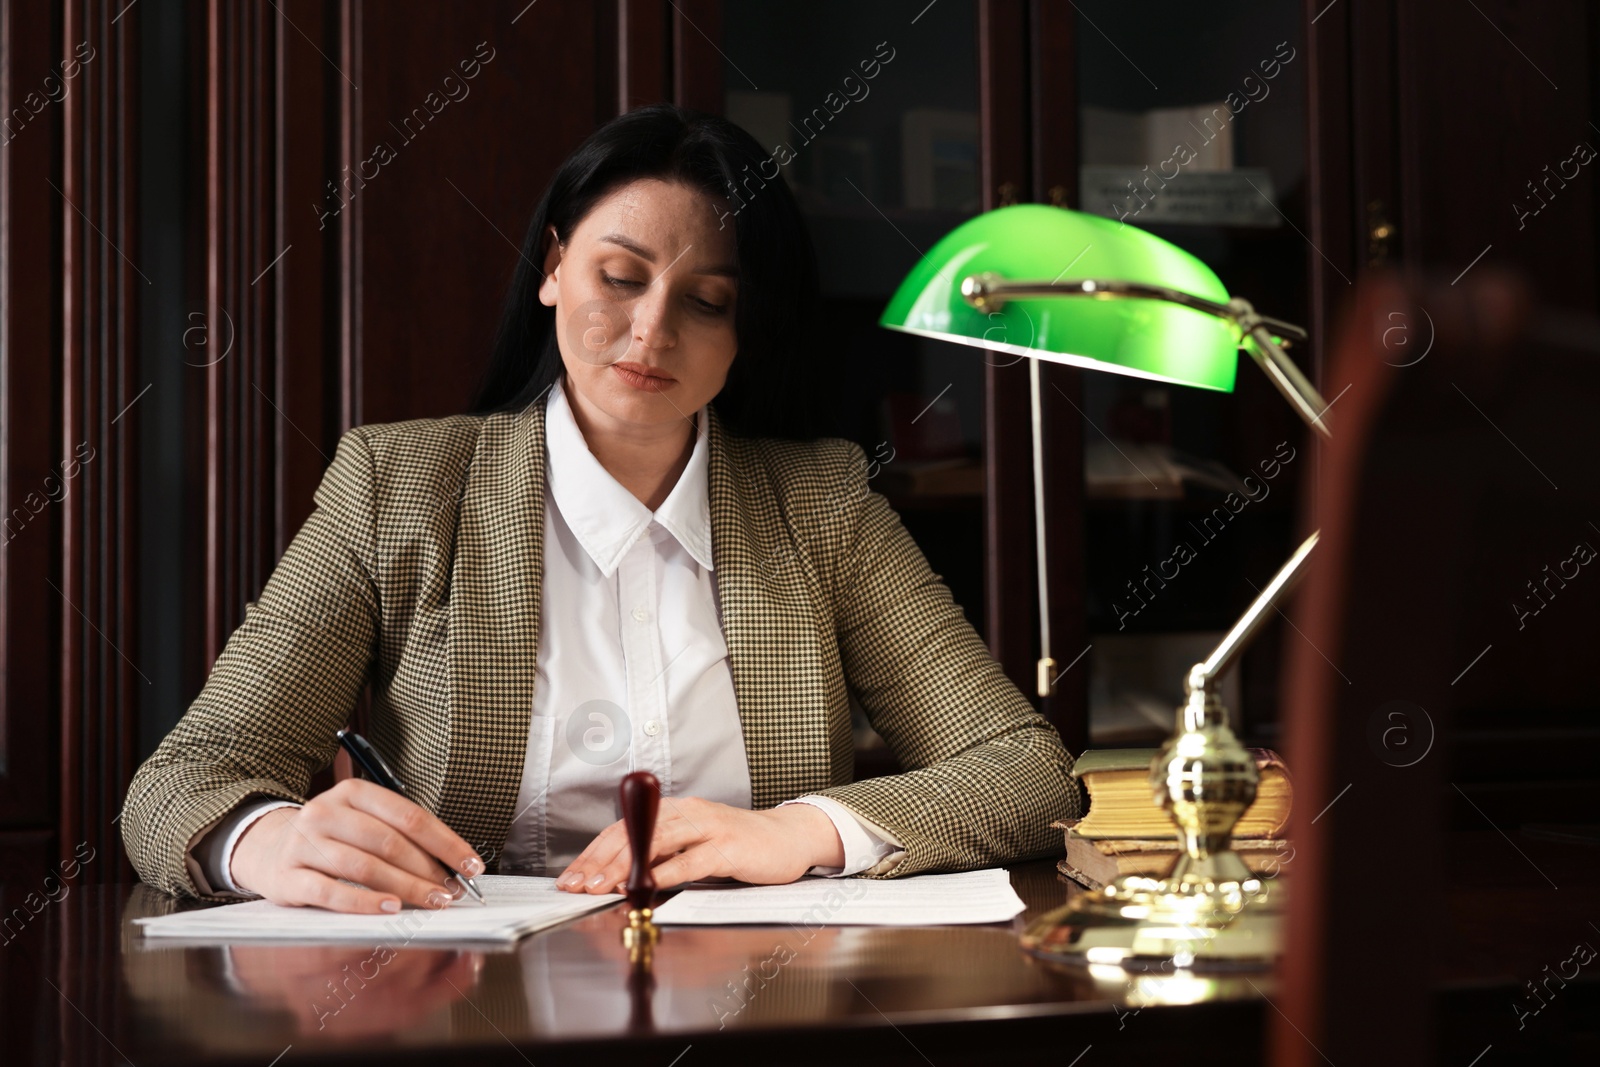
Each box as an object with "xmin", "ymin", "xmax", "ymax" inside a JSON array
[{"xmin": 1273, "ymin": 270, "xmax": 1600, "ymax": 1065}]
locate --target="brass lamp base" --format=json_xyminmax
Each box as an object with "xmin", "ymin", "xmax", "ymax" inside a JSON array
[
  {"xmin": 1020, "ymin": 699, "xmax": 1287, "ymax": 972},
  {"xmin": 1022, "ymin": 534, "xmax": 1320, "ymax": 972},
  {"xmin": 1020, "ymin": 870, "xmax": 1285, "ymax": 971}
]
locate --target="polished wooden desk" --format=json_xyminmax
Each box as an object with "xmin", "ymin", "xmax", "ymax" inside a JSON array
[
  {"xmin": 9, "ymin": 835, "xmax": 1596, "ymax": 1067},
  {"xmin": 11, "ymin": 859, "xmax": 1270, "ymax": 1067}
]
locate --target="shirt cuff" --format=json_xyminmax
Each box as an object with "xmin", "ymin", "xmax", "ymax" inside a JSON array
[
  {"xmin": 191, "ymin": 798, "xmax": 303, "ymax": 896},
  {"xmin": 782, "ymin": 795, "xmax": 902, "ymax": 877}
]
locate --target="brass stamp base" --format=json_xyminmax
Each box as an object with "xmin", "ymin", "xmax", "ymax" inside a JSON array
[{"xmin": 623, "ymin": 907, "xmax": 660, "ymax": 970}]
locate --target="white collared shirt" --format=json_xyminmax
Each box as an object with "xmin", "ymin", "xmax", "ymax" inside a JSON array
[
  {"xmin": 191, "ymin": 376, "xmax": 896, "ymax": 895},
  {"xmin": 502, "ymin": 374, "xmax": 754, "ymax": 870}
]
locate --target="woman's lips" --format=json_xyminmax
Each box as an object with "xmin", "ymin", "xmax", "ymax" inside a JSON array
[{"xmin": 611, "ymin": 362, "xmax": 676, "ymax": 392}]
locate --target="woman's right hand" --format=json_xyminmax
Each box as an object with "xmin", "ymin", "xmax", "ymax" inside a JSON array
[{"xmin": 229, "ymin": 778, "xmax": 486, "ymax": 914}]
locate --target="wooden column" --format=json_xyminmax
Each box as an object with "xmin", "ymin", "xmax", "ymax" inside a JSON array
[
  {"xmin": 670, "ymin": 0, "xmax": 722, "ymax": 113},
  {"xmin": 0, "ymin": 0, "xmax": 68, "ymax": 852},
  {"xmin": 618, "ymin": 0, "xmax": 669, "ymax": 112},
  {"xmin": 58, "ymin": 0, "xmax": 143, "ymax": 882},
  {"xmin": 199, "ymin": 0, "xmax": 285, "ymax": 670}
]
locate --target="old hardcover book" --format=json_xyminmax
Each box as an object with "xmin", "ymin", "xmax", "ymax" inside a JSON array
[{"xmin": 1065, "ymin": 747, "xmax": 1292, "ymax": 840}]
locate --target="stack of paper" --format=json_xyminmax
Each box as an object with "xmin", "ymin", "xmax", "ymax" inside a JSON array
[
  {"xmin": 133, "ymin": 875, "xmax": 619, "ymax": 944},
  {"xmin": 651, "ymin": 868, "xmax": 1026, "ymax": 926}
]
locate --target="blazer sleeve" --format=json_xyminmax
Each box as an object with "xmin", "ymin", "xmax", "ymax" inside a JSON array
[
  {"xmin": 119, "ymin": 428, "xmax": 382, "ymax": 899},
  {"xmin": 805, "ymin": 441, "xmax": 1086, "ymax": 877}
]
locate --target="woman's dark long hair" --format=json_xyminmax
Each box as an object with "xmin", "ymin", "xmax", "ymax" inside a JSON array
[{"xmin": 468, "ymin": 103, "xmax": 828, "ymax": 441}]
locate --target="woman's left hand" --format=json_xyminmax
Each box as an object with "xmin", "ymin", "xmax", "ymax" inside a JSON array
[{"xmin": 554, "ymin": 797, "xmax": 845, "ymax": 894}]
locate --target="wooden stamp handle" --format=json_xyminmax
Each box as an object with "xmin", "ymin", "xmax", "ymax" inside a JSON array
[{"xmin": 620, "ymin": 771, "xmax": 660, "ymax": 912}]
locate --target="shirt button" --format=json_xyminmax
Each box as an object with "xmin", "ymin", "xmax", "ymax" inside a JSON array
[
  {"xmin": 631, "ymin": 606, "xmax": 650, "ymax": 622},
  {"xmin": 643, "ymin": 719, "xmax": 662, "ymax": 736}
]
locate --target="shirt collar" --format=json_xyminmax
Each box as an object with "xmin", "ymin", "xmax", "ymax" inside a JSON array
[{"xmin": 544, "ymin": 375, "xmax": 715, "ymax": 577}]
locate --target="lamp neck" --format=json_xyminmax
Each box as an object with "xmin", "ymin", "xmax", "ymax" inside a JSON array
[{"xmin": 1180, "ymin": 666, "xmax": 1228, "ymax": 733}]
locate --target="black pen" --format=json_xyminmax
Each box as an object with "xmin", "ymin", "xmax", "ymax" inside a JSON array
[{"xmin": 336, "ymin": 727, "xmax": 488, "ymax": 905}]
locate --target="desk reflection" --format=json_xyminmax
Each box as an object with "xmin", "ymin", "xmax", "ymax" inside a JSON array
[{"xmin": 226, "ymin": 943, "xmax": 484, "ymax": 1036}]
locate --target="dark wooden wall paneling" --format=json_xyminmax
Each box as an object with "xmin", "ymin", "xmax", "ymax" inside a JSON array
[
  {"xmin": 202, "ymin": 0, "xmax": 279, "ymax": 673},
  {"xmin": 276, "ymin": 0, "xmax": 336, "ymax": 554},
  {"xmin": 619, "ymin": 0, "xmax": 668, "ymax": 112},
  {"xmin": 0, "ymin": 0, "xmax": 61, "ymax": 838},
  {"xmin": 346, "ymin": 1, "xmax": 617, "ymax": 427},
  {"xmin": 1303, "ymin": 0, "xmax": 1361, "ymax": 559},
  {"xmin": 670, "ymin": 0, "xmax": 720, "ymax": 113},
  {"xmin": 59, "ymin": 0, "xmax": 141, "ymax": 881},
  {"xmin": 1400, "ymin": 0, "xmax": 1597, "ymax": 310}
]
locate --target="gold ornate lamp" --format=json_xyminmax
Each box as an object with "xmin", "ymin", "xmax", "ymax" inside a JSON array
[
  {"xmin": 879, "ymin": 204, "xmax": 1329, "ymax": 968},
  {"xmin": 1018, "ymin": 534, "xmax": 1317, "ymax": 969}
]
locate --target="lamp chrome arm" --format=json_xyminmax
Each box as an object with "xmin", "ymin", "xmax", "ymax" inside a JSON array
[
  {"xmin": 959, "ymin": 273, "xmax": 1330, "ymax": 437},
  {"xmin": 1185, "ymin": 530, "xmax": 1320, "ymax": 707},
  {"xmin": 1232, "ymin": 299, "xmax": 1332, "ymax": 439}
]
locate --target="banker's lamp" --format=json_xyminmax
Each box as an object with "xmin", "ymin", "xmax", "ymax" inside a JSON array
[{"xmin": 879, "ymin": 204, "xmax": 1329, "ymax": 968}]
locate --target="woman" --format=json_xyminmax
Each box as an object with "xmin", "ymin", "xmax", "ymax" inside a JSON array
[{"xmin": 121, "ymin": 104, "xmax": 1083, "ymax": 914}]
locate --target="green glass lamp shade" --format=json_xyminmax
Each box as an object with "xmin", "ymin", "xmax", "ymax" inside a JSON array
[{"xmin": 879, "ymin": 204, "xmax": 1239, "ymax": 392}]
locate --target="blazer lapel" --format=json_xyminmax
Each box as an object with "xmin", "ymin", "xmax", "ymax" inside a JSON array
[
  {"xmin": 705, "ymin": 404, "xmax": 834, "ymax": 809},
  {"xmin": 443, "ymin": 400, "xmax": 547, "ymax": 871}
]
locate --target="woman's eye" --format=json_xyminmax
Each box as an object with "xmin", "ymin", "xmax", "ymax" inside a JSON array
[{"xmin": 603, "ymin": 273, "xmax": 727, "ymax": 315}]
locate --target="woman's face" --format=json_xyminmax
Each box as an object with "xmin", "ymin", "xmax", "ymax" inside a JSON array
[{"xmin": 538, "ymin": 177, "xmax": 740, "ymax": 433}]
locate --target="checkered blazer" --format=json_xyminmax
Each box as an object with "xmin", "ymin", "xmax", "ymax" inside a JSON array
[{"xmin": 120, "ymin": 395, "xmax": 1084, "ymax": 899}]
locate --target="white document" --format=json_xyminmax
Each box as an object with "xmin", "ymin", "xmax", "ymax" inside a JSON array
[
  {"xmin": 651, "ymin": 868, "xmax": 1025, "ymax": 926},
  {"xmin": 133, "ymin": 875, "xmax": 620, "ymax": 944}
]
